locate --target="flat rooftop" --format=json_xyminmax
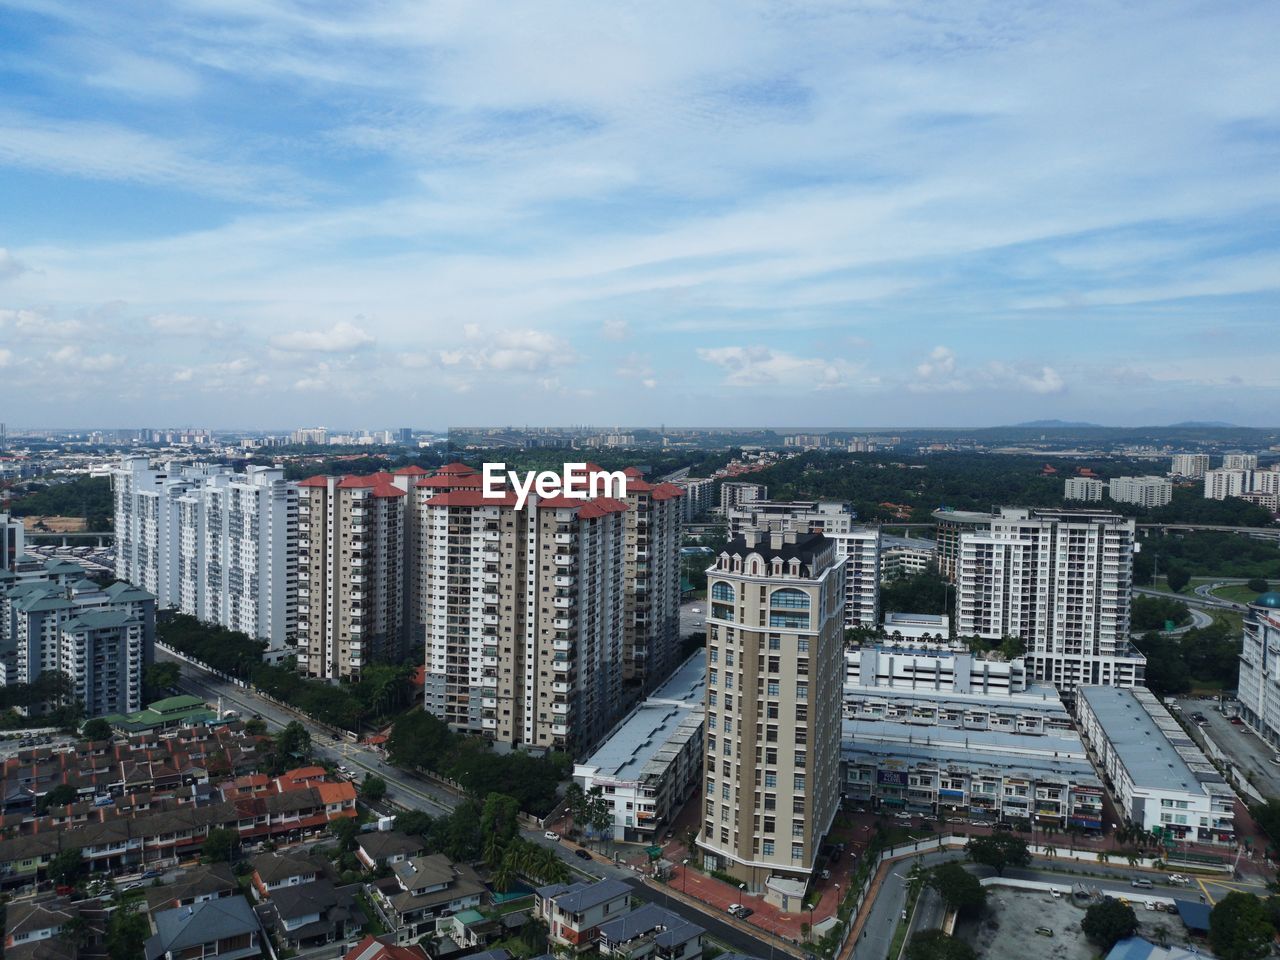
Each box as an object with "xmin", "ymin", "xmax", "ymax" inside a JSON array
[
  {"xmin": 844, "ymin": 684, "xmax": 1072, "ymax": 719},
  {"xmin": 1078, "ymin": 685, "xmax": 1225, "ymax": 794}
]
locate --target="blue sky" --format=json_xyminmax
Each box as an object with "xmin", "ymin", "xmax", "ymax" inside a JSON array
[{"xmin": 1, "ymin": 1, "xmax": 1278, "ymax": 429}]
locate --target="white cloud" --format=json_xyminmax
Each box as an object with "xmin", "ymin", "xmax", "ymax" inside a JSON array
[
  {"xmin": 0, "ymin": 349, "xmax": 11, "ymax": 367},
  {"xmin": 697, "ymin": 346, "xmax": 857, "ymax": 389},
  {"xmin": 0, "ymin": 308, "xmax": 85, "ymax": 340},
  {"xmin": 0, "ymin": 249, "xmax": 27, "ymax": 281},
  {"xmin": 910, "ymin": 347, "xmax": 1066, "ymax": 395},
  {"xmin": 148, "ymin": 313, "xmax": 236, "ymax": 338},
  {"xmin": 48, "ymin": 345, "xmax": 122, "ymax": 371},
  {"xmin": 172, "ymin": 367, "xmax": 194, "ymax": 382},
  {"xmin": 601, "ymin": 319, "xmax": 629, "ymax": 341},
  {"xmin": 270, "ymin": 321, "xmax": 374, "ymax": 353},
  {"xmin": 444, "ymin": 328, "xmax": 576, "ymax": 373}
]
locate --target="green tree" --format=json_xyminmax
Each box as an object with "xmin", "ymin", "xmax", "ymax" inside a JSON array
[
  {"xmin": 963, "ymin": 835, "xmax": 1031, "ymax": 876},
  {"xmin": 1082, "ymin": 899, "xmax": 1138, "ymax": 951},
  {"xmin": 480, "ymin": 793, "xmax": 522, "ymax": 866},
  {"xmin": 927, "ymin": 861, "xmax": 986, "ymax": 915},
  {"xmin": 1248, "ymin": 578, "xmax": 1270, "ymax": 594},
  {"xmin": 244, "ymin": 717, "xmax": 268, "ymax": 736},
  {"xmin": 361, "ymin": 773, "xmax": 388, "ymax": 803},
  {"xmin": 330, "ymin": 815, "xmax": 360, "ymax": 853},
  {"xmin": 1210, "ymin": 893, "xmax": 1274, "ymax": 960},
  {"xmin": 1166, "ymin": 565, "xmax": 1190, "ymax": 593},
  {"xmin": 81, "ymin": 717, "xmax": 113, "ymax": 741},
  {"xmin": 106, "ymin": 894, "xmax": 150, "ymax": 960},
  {"xmin": 202, "ymin": 827, "xmax": 239, "ymax": 863},
  {"xmin": 48, "ymin": 847, "xmax": 86, "ymax": 886},
  {"xmin": 37, "ymin": 784, "xmax": 80, "ymax": 815},
  {"xmin": 142, "ymin": 661, "xmax": 182, "ymax": 701},
  {"xmin": 906, "ymin": 930, "xmax": 978, "ymax": 960},
  {"xmin": 270, "ymin": 720, "xmax": 312, "ymax": 773}
]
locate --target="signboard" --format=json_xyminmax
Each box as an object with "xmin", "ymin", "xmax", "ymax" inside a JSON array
[
  {"xmin": 877, "ymin": 770, "xmax": 907, "ymax": 786},
  {"xmin": 939, "ymin": 789, "xmax": 964, "ymax": 800}
]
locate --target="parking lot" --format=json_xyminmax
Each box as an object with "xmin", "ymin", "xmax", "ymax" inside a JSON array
[{"xmin": 1170, "ymin": 697, "xmax": 1280, "ymax": 800}]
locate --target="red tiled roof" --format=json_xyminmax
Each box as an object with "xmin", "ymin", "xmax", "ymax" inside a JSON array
[
  {"xmin": 344, "ymin": 936, "xmax": 428, "ymax": 960},
  {"xmin": 393, "ymin": 465, "xmax": 429, "ymax": 475},
  {"xmin": 622, "ymin": 466, "xmax": 644, "ymax": 478},
  {"xmin": 651, "ymin": 482, "xmax": 685, "ymax": 501},
  {"xmin": 416, "ymin": 473, "xmax": 485, "ymax": 489},
  {"xmin": 578, "ymin": 497, "xmax": 630, "ymax": 518},
  {"xmin": 436, "ymin": 462, "xmax": 478, "ymax": 476},
  {"xmin": 298, "ymin": 475, "xmax": 330, "ymax": 488}
]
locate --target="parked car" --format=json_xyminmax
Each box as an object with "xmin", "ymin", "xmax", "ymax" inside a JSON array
[
  {"xmin": 973, "ymin": 820, "xmax": 993, "ymax": 827},
  {"xmin": 946, "ymin": 817, "xmax": 966, "ymax": 824},
  {"xmin": 894, "ymin": 812, "xmax": 912, "ymax": 821},
  {"xmin": 544, "ymin": 831, "xmax": 560, "ymax": 841},
  {"xmin": 1231, "ymin": 717, "xmax": 1244, "ymax": 725},
  {"xmin": 1049, "ymin": 888, "xmax": 1061, "ymax": 899},
  {"xmin": 141, "ymin": 870, "xmax": 161, "ymax": 880},
  {"xmin": 737, "ymin": 908, "xmax": 753, "ymax": 919},
  {"xmin": 574, "ymin": 848, "xmax": 592, "ymax": 861},
  {"xmin": 727, "ymin": 904, "xmax": 743, "ymax": 916}
]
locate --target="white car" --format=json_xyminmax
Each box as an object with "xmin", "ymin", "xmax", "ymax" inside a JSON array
[
  {"xmin": 727, "ymin": 903, "xmax": 743, "ymax": 916},
  {"xmin": 544, "ymin": 831, "xmax": 560, "ymax": 841},
  {"xmin": 946, "ymin": 817, "xmax": 966, "ymax": 824},
  {"xmin": 1049, "ymin": 888, "xmax": 1061, "ymax": 899},
  {"xmin": 894, "ymin": 812, "xmax": 912, "ymax": 821},
  {"xmin": 1168, "ymin": 874, "xmax": 1189, "ymax": 885}
]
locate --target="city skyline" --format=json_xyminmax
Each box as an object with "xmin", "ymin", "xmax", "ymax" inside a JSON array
[{"xmin": 2, "ymin": 2, "xmax": 1278, "ymax": 427}]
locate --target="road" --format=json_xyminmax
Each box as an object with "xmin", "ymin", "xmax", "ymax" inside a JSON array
[
  {"xmin": 1133, "ymin": 585, "xmax": 1238, "ymax": 615},
  {"xmin": 1172, "ymin": 696, "xmax": 1280, "ymax": 800}
]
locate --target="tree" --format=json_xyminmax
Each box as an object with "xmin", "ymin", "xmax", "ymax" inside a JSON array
[
  {"xmin": 244, "ymin": 717, "xmax": 268, "ymax": 736},
  {"xmin": 1248, "ymin": 578, "xmax": 1270, "ymax": 594},
  {"xmin": 1166, "ymin": 565, "xmax": 1190, "ymax": 593},
  {"xmin": 106, "ymin": 894, "xmax": 150, "ymax": 960},
  {"xmin": 1082, "ymin": 899, "xmax": 1138, "ymax": 951},
  {"xmin": 330, "ymin": 815, "xmax": 360, "ymax": 853},
  {"xmin": 927, "ymin": 861, "xmax": 986, "ymax": 915},
  {"xmin": 48, "ymin": 847, "xmax": 86, "ymax": 886},
  {"xmin": 1210, "ymin": 893, "xmax": 1274, "ymax": 960},
  {"xmin": 964, "ymin": 835, "xmax": 1030, "ymax": 876},
  {"xmin": 142, "ymin": 661, "xmax": 182, "ymax": 701},
  {"xmin": 480, "ymin": 793, "xmax": 521, "ymax": 866},
  {"xmin": 906, "ymin": 930, "xmax": 978, "ymax": 960},
  {"xmin": 202, "ymin": 827, "xmax": 239, "ymax": 863},
  {"xmin": 37, "ymin": 784, "xmax": 80, "ymax": 815},
  {"xmin": 270, "ymin": 721, "xmax": 312, "ymax": 773},
  {"xmin": 81, "ymin": 718, "xmax": 113, "ymax": 741},
  {"xmin": 564, "ymin": 782, "xmax": 586, "ymax": 832},
  {"xmin": 361, "ymin": 773, "xmax": 388, "ymax": 803}
]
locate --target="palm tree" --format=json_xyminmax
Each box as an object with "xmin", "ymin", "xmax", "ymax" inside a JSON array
[
  {"xmin": 1097, "ymin": 850, "xmax": 1112, "ymax": 864},
  {"xmin": 1125, "ymin": 850, "xmax": 1140, "ymax": 869},
  {"xmin": 493, "ymin": 853, "xmax": 515, "ymax": 893},
  {"xmin": 1043, "ymin": 842, "xmax": 1058, "ymax": 859}
]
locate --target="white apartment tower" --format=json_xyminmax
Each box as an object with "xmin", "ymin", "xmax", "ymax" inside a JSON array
[
  {"xmin": 1204, "ymin": 469, "xmax": 1252, "ymax": 500},
  {"xmin": 719, "ymin": 481, "xmax": 767, "ymax": 515},
  {"xmin": 699, "ymin": 531, "xmax": 844, "ymax": 890},
  {"xmin": 1170, "ymin": 454, "xmax": 1210, "ymax": 479},
  {"xmin": 111, "ymin": 458, "xmax": 297, "ymax": 651},
  {"xmin": 296, "ymin": 472, "xmax": 407, "ymax": 680},
  {"xmin": 414, "ymin": 463, "xmax": 630, "ymax": 753},
  {"xmin": 956, "ymin": 508, "xmax": 1144, "ymax": 696},
  {"xmin": 1108, "ymin": 475, "xmax": 1173, "ymax": 508},
  {"xmin": 673, "ymin": 478, "xmax": 716, "ymax": 523},
  {"xmin": 1223, "ymin": 453, "xmax": 1259, "ymax": 471},
  {"xmin": 1063, "ymin": 478, "xmax": 1104, "ymax": 502},
  {"xmin": 0, "ymin": 513, "xmax": 24, "ymax": 571},
  {"xmin": 827, "ymin": 529, "xmax": 882, "ymax": 629}
]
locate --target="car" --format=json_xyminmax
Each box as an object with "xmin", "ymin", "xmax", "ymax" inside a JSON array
[
  {"xmin": 574, "ymin": 848, "xmax": 592, "ymax": 861},
  {"xmin": 737, "ymin": 908, "xmax": 753, "ymax": 919},
  {"xmin": 1168, "ymin": 874, "xmax": 1188, "ymax": 885},
  {"xmin": 946, "ymin": 817, "xmax": 966, "ymax": 824},
  {"xmin": 854, "ymin": 807, "xmax": 867, "ymax": 814},
  {"xmin": 1272, "ymin": 755, "xmax": 1280, "ymax": 766},
  {"xmin": 1231, "ymin": 717, "xmax": 1244, "ymax": 725},
  {"xmin": 894, "ymin": 812, "xmax": 912, "ymax": 821},
  {"xmin": 1049, "ymin": 888, "xmax": 1061, "ymax": 899},
  {"xmin": 1131, "ymin": 878, "xmax": 1153, "ymax": 889},
  {"xmin": 973, "ymin": 820, "xmax": 992, "ymax": 827},
  {"xmin": 141, "ymin": 870, "xmax": 161, "ymax": 879},
  {"xmin": 55, "ymin": 884, "xmax": 75, "ymax": 895},
  {"xmin": 544, "ymin": 831, "xmax": 560, "ymax": 841},
  {"xmin": 820, "ymin": 869, "xmax": 830, "ymax": 880},
  {"xmin": 1034, "ymin": 927, "xmax": 1054, "ymax": 937},
  {"xmin": 900, "ymin": 910, "xmax": 908, "ymax": 921},
  {"xmin": 727, "ymin": 904, "xmax": 743, "ymax": 916},
  {"xmin": 120, "ymin": 881, "xmax": 144, "ymax": 892}
]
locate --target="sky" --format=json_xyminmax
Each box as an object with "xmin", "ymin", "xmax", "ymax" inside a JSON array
[{"xmin": 0, "ymin": 1, "xmax": 1278, "ymax": 429}]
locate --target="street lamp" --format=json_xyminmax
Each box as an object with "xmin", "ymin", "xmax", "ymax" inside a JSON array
[{"xmin": 682, "ymin": 859, "xmax": 689, "ymax": 897}]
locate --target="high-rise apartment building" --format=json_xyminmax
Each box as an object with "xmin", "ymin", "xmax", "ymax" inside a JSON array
[
  {"xmin": 0, "ymin": 563, "xmax": 154, "ymax": 717},
  {"xmin": 719, "ymin": 481, "xmax": 767, "ymax": 515},
  {"xmin": 931, "ymin": 509, "xmax": 992, "ymax": 582},
  {"xmin": 956, "ymin": 508, "xmax": 1144, "ymax": 696},
  {"xmin": 415, "ymin": 463, "xmax": 630, "ymax": 753},
  {"xmin": 826, "ymin": 529, "xmax": 881, "ymax": 629},
  {"xmin": 1170, "ymin": 454, "xmax": 1210, "ymax": 479},
  {"xmin": 673, "ymin": 478, "xmax": 716, "ymax": 523},
  {"xmin": 1063, "ymin": 477, "xmax": 1104, "ymax": 502},
  {"xmin": 111, "ymin": 458, "xmax": 297, "ymax": 652},
  {"xmin": 1223, "ymin": 453, "xmax": 1259, "ymax": 471},
  {"xmin": 1108, "ymin": 475, "xmax": 1172, "ymax": 508},
  {"xmin": 1236, "ymin": 593, "xmax": 1280, "ymax": 751},
  {"xmin": 725, "ymin": 501, "xmax": 855, "ymax": 540},
  {"xmin": 296, "ymin": 472, "xmax": 407, "ymax": 681},
  {"xmin": 291, "ymin": 427, "xmax": 328, "ymax": 445},
  {"xmin": 0, "ymin": 513, "xmax": 23, "ymax": 571},
  {"xmin": 698, "ymin": 531, "xmax": 844, "ymax": 890},
  {"xmin": 1204, "ymin": 468, "xmax": 1252, "ymax": 500}
]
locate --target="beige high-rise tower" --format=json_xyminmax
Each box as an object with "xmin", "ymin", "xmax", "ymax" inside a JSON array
[
  {"xmin": 296, "ymin": 472, "xmax": 407, "ymax": 680},
  {"xmin": 698, "ymin": 530, "xmax": 845, "ymax": 890}
]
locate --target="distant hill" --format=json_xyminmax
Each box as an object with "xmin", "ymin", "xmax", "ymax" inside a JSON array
[
  {"xmin": 1011, "ymin": 419, "xmax": 1103, "ymax": 428},
  {"xmin": 1167, "ymin": 420, "xmax": 1237, "ymax": 428}
]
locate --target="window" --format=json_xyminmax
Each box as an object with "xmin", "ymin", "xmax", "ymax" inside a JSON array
[
  {"xmin": 771, "ymin": 588, "xmax": 810, "ymax": 609},
  {"xmin": 794, "ymin": 774, "xmax": 806, "ymax": 792},
  {"xmin": 721, "ymin": 784, "xmax": 730, "ymax": 800},
  {"xmin": 767, "ymin": 681, "xmax": 780, "ymax": 697},
  {"xmin": 709, "ymin": 668, "xmax": 718, "ymax": 686},
  {"xmin": 764, "ymin": 772, "xmax": 777, "ymax": 788},
  {"xmin": 769, "ymin": 612, "xmax": 809, "ymax": 629},
  {"xmin": 725, "ymin": 672, "xmax": 734, "ymax": 690},
  {"xmin": 711, "ymin": 582, "xmax": 736, "ymax": 602},
  {"xmin": 768, "ymin": 636, "xmax": 781, "ymax": 651},
  {"xmin": 763, "ymin": 816, "xmax": 775, "ymax": 833},
  {"xmin": 797, "ymin": 639, "xmax": 809, "ymax": 653},
  {"xmin": 709, "ymin": 691, "xmax": 718, "ymax": 707},
  {"xmin": 792, "ymin": 821, "xmax": 804, "ymax": 838},
  {"xmin": 792, "ymin": 843, "xmax": 805, "ymax": 860},
  {"xmin": 796, "ymin": 683, "xmax": 808, "ymax": 701},
  {"xmin": 709, "ymin": 648, "xmax": 719, "ymax": 664},
  {"xmin": 762, "ymin": 840, "xmax": 775, "ymax": 856},
  {"xmin": 726, "ymin": 650, "xmax": 735, "ymax": 667},
  {"xmin": 795, "ymin": 751, "xmax": 806, "ymax": 768}
]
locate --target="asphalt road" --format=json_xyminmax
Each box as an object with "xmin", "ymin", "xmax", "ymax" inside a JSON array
[{"xmin": 1133, "ymin": 585, "xmax": 1238, "ymax": 615}]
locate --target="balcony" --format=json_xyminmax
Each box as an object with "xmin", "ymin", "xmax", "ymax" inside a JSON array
[
  {"xmin": 552, "ymin": 702, "xmax": 570, "ymax": 715},
  {"xmin": 554, "ymin": 533, "xmax": 573, "ymax": 545},
  {"xmin": 554, "ymin": 554, "xmax": 574, "ymax": 566}
]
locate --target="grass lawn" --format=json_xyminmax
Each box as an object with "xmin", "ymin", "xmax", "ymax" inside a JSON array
[{"xmin": 1211, "ymin": 583, "xmax": 1275, "ymax": 605}]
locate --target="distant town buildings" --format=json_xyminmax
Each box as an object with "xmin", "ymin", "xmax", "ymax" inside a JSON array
[
  {"xmin": 672, "ymin": 477, "xmax": 715, "ymax": 523},
  {"xmin": 1169, "ymin": 453, "xmax": 1210, "ymax": 479},
  {"xmin": 1223, "ymin": 453, "xmax": 1259, "ymax": 471},
  {"xmin": 699, "ymin": 531, "xmax": 844, "ymax": 890},
  {"xmin": 956, "ymin": 508, "xmax": 1144, "ymax": 696},
  {"xmin": 1063, "ymin": 477, "xmax": 1104, "ymax": 501},
  {"xmin": 1108, "ymin": 475, "xmax": 1173, "ymax": 509},
  {"xmin": 1076, "ymin": 685, "xmax": 1235, "ymax": 845},
  {"xmin": 725, "ymin": 500, "xmax": 855, "ymax": 540}
]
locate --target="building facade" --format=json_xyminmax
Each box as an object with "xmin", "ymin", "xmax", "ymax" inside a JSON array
[
  {"xmin": 416, "ymin": 465, "xmax": 630, "ymax": 754},
  {"xmin": 1109, "ymin": 476, "xmax": 1172, "ymax": 508},
  {"xmin": 673, "ymin": 479, "xmax": 715, "ymax": 523},
  {"xmin": 698, "ymin": 531, "xmax": 844, "ymax": 890},
  {"xmin": 1063, "ymin": 478, "xmax": 1104, "ymax": 502},
  {"xmin": 296, "ymin": 473, "xmax": 407, "ymax": 680},
  {"xmin": 1223, "ymin": 453, "xmax": 1259, "ymax": 471},
  {"xmin": 879, "ymin": 535, "xmax": 935, "ymax": 582},
  {"xmin": 725, "ymin": 501, "xmax": 855, "ymax": 540},
  {"xmin": 930, "ymin": 509, "xmax": 992, "ymax": 582},
  {"xmin": 1169, "ymin": 454, "xmax": 1210, "ymax": 479},
  {"xmin": 1203, "ymin": 468, "xmax": 1252, "ymax": 500},
  {"xmin": 0, "ymin": 514, "xmax": 22, "ymax": 572},
  {"xmin": 956, "ymin": 508, "xmax": 1144, "ymax": 696},
  {"xmin": 718, "ymin": 482, "xmax": 767, "ymax": 515},
  {"xmin": 1076, "ymin": 686, "xmax": 1234, "ymax": 845},
  {"xmin": 1236, "ymin": 593, "xmax": 1280, "ymax": 750},
  {"xmin": 618, "ymin": 469, "xmax": 684, "ymax": 693}
]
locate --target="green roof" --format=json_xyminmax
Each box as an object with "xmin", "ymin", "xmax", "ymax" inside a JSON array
[
  {"xmin": 65, "ymin": 609, "xmax": 136, "ymax": 631},
  {"xmin": 103, "ymin": 694, "xmax": 215, "ymax": 733},
  {"xmin": 149, "ymin": 694, "xmax": 207, "ymax": 714},
  {"xmin": 453, "ymin": 909, "xmax": 487, "ymax": 926}
]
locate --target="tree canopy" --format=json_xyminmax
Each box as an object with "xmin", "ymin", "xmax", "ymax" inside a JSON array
[
  {"xmin": 927, "ymin": 861, "xmax": 986, "ymax": 914},
  {"xmin": 963, "ymin": 835, "xmax": 1030, "ymax": 876},
  {"xmin": 905, "ymin": 930, "xmax": 978, "ymax": 960},
  {"xmin": 1082, "ymin": 899, "xmax": 1138, "ymax": 951},
  {"xmin": 1210, "ymin": 893, "xmax": 1275, "ymax": 960}
]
